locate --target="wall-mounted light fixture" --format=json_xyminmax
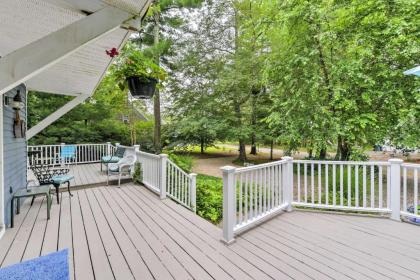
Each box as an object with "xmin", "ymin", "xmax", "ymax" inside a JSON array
[
  {"xmin": 3, "ymin": 90, "xmax": 24, "ymax": 110},
  {"xmin": 12, "ymin": 90, "xmax": 24, "ymax": 110}
]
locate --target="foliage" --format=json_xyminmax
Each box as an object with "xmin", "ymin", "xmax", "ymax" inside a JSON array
[
  {"xmin": 112, "ymin": 42, "xmax": 166, "ymax": 89},
  {"xmin": 28, "ymin": 73, "xmax": 147, "ymax": 145},
  {"xmin": 196, "ymin": 174, "xmax": 223, "ymax": 224},
  {"xmin": 167, "ymin": 152, "xmax": 193, "ymax": 173},
  {"xmin": 132, "ymin": 162, "xmax": 144, "ymax": 184}
]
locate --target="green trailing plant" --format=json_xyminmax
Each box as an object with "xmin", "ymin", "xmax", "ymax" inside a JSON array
[
  {"xmin": 132, "ymin": 162, "xmax": 143, "ymax": 184},
  {"xmin": 112, "ymin": 43, "xmax": 166, "ymax": 90}
]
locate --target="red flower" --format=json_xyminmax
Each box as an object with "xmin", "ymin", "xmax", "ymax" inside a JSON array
[{"xmin": 106, "ymin": 48, "xmax": 119, "ymax": 58}]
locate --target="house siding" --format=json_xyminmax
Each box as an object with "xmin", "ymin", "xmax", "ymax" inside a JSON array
[{"xmin": 3, "ymin": 84, "xmax": 27, "ymax": 227}]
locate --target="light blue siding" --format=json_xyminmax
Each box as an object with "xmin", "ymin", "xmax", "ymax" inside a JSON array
[{"xmin": 3, "ymin": 84, "xmax": 27, "ymax": 227}]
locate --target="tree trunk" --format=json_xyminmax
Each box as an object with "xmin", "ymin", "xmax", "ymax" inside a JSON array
[
  {"xmin": 200, "ymin": 138, "xmax": 205, "ymax": 154},
  {"xmin": 319, "ymin": 148, "xmax": 327, "ymax": 159},
  {"xmin": 270, "ymin": 140, "xmax": 274, "ymax": 160},
  {"xmin": 335, "ymin": 136, "xmax": 341, "ymax": 160},
  {"xmin": 336, "ymin": 135, "xmax": 351, "ymax": 161},
  {"xmin": 250, "ymin": 94, "xmax": 257, "ymax": 155},
  {"xmin": 235, "ymin": 102, "xmax": 247, "ymax": 162},
  {"xmin": 153, "ymin": 9, "xmax": 161, "ymax": 154},
  {"xmin": 308, "ymin": 149, "xmax": 313, "ymax": 159}
]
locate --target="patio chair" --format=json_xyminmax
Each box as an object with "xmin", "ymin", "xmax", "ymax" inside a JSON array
[
  {"xmin": 60, "ymin": 145, "xmax": 76, "ymax": 165},
  {"xmin": 29, "ymin": 156, "xmax": 74, "ymax": 204},
  {"xmin": 107, "ymin": 154, "xmax": 136, "ymax": 186},
  {"xmin": 101, "ymin": 146, "xmax": 126, "ymax": 172}
]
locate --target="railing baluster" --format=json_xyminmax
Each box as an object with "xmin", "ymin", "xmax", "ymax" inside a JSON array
[
  {"xmin": 318, "ymin": 163, "xmax": 322, "ymax": 204},
  {"xmin": 333, "ymin": 164, "xmax": 336, "ymax": 206},
  {"xmin": 363, "ymin": 165, "xmax": 367, "ymax": 208},
  {"xmin": 403, "ymin": 167, "xmax": 407, "ymax": 212},
  {"xmin": 371, "ymin": 165, "xmax": 375, "ymax": 208},
  {"xmin": 355, "ymin": 165, "xmax": 359, "ymax": 207},
  {"xmin": 340, "ymin": 164, "xmax": 344, "ymax": 206},
  {"xmin": 348, "ymin": 165, "xmax": 351, "ymax": 207},
  {"xmin": 379, "ymin": 166, "xmax": 383, "ymax": 209},
  {"xmin": 297, "ymin": 163, "xmax": 301, "ymax": 202},
  {"xmin": 239, "ymin": 173, "xmax": 243, "ymax": 224},
  {"xmin": 311, "ymin": 163, "xmax": 314, "ymax": 204},
  {"xmin": 325, "ymin": 164, "xmax": 329, "ymax": 205},
  {"xmin": 304, "ymin": 163, "xmax": 308, "ymax": 203},
  {"xmin": 414, "ymin": 169, "xmax": 418, "ymax": 216}
]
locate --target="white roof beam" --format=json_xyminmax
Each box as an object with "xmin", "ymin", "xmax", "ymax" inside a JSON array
[
  {"xmin": 43, "ymin": 0, "xmax": 106, "ymax": 13},
  {"xmin": 0, "ymin": 6, "xmax": 133, "ymax": 96},
  {"xmin": 26, "ymin": 94, "xmax": 89, "ymax": 140}
]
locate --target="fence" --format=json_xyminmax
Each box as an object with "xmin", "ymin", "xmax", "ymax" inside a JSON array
[
  {"xmin": 222, "ymin": 157, "xmax": 293, "ymax": 244},
  {"xmin": 222, "ymin": 157, "xmax": 420, "ymax": 243},
  {"xmin": 292, "ymin": 160, "xmax": 392, "ymax": 213},
  {"xmin": 135, "ymin": 151, "xmax": 197, "ymax": 211},
  {"xmin": 401, "ymin": 163, "xmax": 420, "ymax": 220},
  {"xmin": 166, "ymin": 159, "xmax": 197, "ymax": 211},
  {"xmin": 28, "ymin": 142, "xmax": 117, "ymax": 166}
]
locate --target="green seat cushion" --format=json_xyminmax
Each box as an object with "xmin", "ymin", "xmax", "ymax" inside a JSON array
[
  {"xmin": 101, "ymin": 156, "xmax": 120, "ymax": 163},
  {"xmin": 51, "ymin": 175, "xmax": 74, "ymax": 184}
]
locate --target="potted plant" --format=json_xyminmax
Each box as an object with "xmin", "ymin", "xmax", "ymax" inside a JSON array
[{"xmin": 111, "ymin": 44, "xmax": 166, "ymax": 99}]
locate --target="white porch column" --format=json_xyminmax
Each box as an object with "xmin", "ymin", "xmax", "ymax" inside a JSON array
[
  {"xmin": 190, "ymin": 173, "xmax": 197, "ymax": 213},
  {"xmin": 282, "ymin": 156, "xmax": 294, "ymax": 211},
  {"xmin": 221, "ymin": 166, "xmax": 236, "ymax": 244},
  {"xmin": 389, "ymin": 158, "xmax": 403, "ymax": 221},
  {"xmin": 159, "ymin": 154, "xmax": 168, "ymax": 200}
]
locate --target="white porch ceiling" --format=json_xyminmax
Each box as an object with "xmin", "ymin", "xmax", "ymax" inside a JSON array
[{"xmin": 0, "ymin": 0, "xmax": 150, "ymax": 96}]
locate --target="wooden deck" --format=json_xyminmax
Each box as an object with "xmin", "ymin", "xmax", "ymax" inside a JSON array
[
  {"xmin": 28, "ymin": 163, "xmax": 130, "ymax": 188},
  {"xmin": 1, "ymin": 183, "xmax": 420, "ymax": 280}
]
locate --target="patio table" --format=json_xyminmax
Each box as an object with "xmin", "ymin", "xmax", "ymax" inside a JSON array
[{"xmin": 11, "ymin": 185, "xmax": 51, "ymax": 228}]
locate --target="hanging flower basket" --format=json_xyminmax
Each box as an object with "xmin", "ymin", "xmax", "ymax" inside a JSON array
[{"xmin": 127, "ymin": 76, "xmax": 157, "ymax": 99}]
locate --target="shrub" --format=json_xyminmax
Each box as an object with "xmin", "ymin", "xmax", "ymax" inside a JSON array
[
  {"xmin": 168, "ymin": 153, "xmax": 193, "ymax": 173},
  {"xmin": 132, "ymin": 162, "xmax": 143, "ymax": 184},
  {"xmin": 196, "ymin": 175, "xmax": 223, "ymax": 224}
]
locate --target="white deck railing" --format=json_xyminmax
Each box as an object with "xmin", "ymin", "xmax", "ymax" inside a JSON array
[
  {"xmin": 135, "ymin": 151, "xmax": 197, "ymax": 211},
  {"xmin": 292, "ymin": 160, "xmax": 392, "ymax": 213},
  {"xmin": 136, "ymin": 150, "xmax": 162, "ymax": 194},
  {"xmin": 401, "ymin": 163, "xmax": 420, "ymax": 220},
  {"xmin": 28, "ymin": 142, "xmax": 116, "ymax": 166},
  {"xmin": 221, "ymin": 157, "xmax": 293, "ymax": 244},
  {"xmin": 166, "ymin": 159, "xmax": 197, "ymax": 211},
  {"xmin": 222, "ymin": 157, "xmax": 420, "ymax": 243}
]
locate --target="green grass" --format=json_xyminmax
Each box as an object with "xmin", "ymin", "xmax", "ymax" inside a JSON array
[{"xmin": 172, "ymin": 145, "xmax": 236, "ymax": 155}]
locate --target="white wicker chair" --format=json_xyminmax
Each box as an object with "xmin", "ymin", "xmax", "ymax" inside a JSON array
[{"xmin": 107, "ymin": 154, "xmax": 136, "ymax": 186}]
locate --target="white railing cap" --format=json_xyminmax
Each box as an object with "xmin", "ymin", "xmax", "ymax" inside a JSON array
[
  {"xmin": 221, "ymin": 166, "xmax": 236, "ymax": 173},
  {"xmin": 281, "ymin": 156, "xmax": 293, "ymax": 161},
  {"xmin": 388, "ymin": 158, "xmax": 404, "ymax": 164}
]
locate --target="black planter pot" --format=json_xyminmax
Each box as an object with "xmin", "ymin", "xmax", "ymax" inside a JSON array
[{"xmin": 127, "ymin": 76, "xmax": 157, "ymax": 99}]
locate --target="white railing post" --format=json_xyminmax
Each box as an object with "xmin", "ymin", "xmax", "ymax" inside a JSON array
[
  {"xmin": 106, "ymin": 142, "xmax": 111, "ymax": 155},
  {"xmin": 159, "ymin": 154, "xmax": 168, "ymax": 200},
  {"xmin": 60, "ymin": 142, "xmax": 65, "ymax": 166},
  {"xmin": 389, "ymin": 158, "xmax": 403, "ymax": 221},
  {"xmin": 115, "ymin": 142, "xmax": 120, "ymax": 147},
  {"xmin": 282, "ymin": 156, "xmax": 294, "ymax": 211},
  {"xmin": 221, "ymin": 166, "xmax": 236, "ymax": 244},
  {"xmin": 190, "ymin": 173, "xmax": 197, "ymax": 213}
]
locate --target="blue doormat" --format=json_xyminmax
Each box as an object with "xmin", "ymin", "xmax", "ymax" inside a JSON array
[{"xmin": 0, "ymin": 249, "xmax": 69, "ymax": 280}]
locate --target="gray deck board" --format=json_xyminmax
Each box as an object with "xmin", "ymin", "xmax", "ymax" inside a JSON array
[{"xmin": 0, "ymin": 183, "xmax": 419, "ymax": 280}]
